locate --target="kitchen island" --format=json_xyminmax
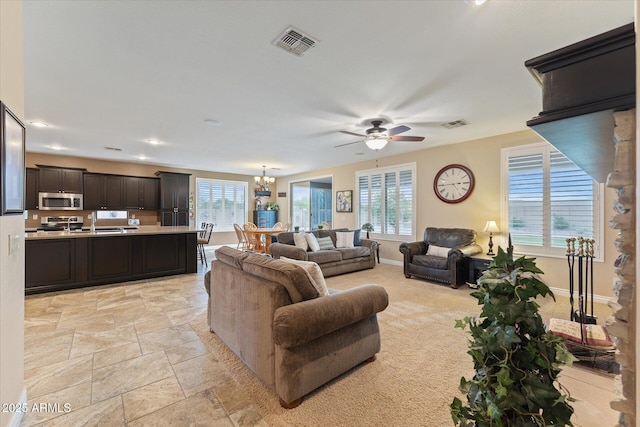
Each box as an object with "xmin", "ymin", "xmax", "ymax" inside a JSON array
[{"xmin": 25, "ymin": 226, "xmax": 199, "ymax": 294}]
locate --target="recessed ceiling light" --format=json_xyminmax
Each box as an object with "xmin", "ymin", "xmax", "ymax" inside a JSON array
[
  {"xmin": 146, "ymin": 139, "xmax": 160, "ymax": 145},
  {"xmin": 49, "ymin": 144, "xmax": 64, "ymax": 151},
  {"xmin": 475, "ymin": 0, "xmax": 487, "ymax": 4},
  {"xmin": 30, "ymin": 121, "xmax": 48, "ymax": 128},
  {"xmin": 136, "ymin": 155, "xmax": 148, "ymax": 160},
  {"xmin": 204, "ymin": 119, "xmax": 221, "ymax": 126}
]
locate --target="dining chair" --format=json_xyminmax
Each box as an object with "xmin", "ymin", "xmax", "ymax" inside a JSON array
[
  {"xmin": 319, "ymin": 221, "xmax": 331, "ymax": 230},
  {"xmin": 272, "ymin": 222, "xmax": 283, "ymax": 230},
  {"xmin": 197, "ymin": 223, "xmax": 214, "ymax": 266},
  {"xmin": 283, "ymin": 222, "xmax": 291, "ymax": 232},
  {"xmin": 243, "ymin": 222, "xmax": 260, "ymax": 251},
  {"xmin": 234, "ymin": 223, "xmax": 248, "ymax": 250}
]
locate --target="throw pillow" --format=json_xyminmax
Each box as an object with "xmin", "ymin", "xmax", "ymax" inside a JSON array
[
  {"xmin": 427, "ymin": 244, "xmax": 451, "ymax": 257},
  {"xmin": 316, "ymin": 236, "xmax": 335, "ymax": 250},
  {"xmin": 336, "ymin": 231, "xmax": 355, "ymax": 249},
  {"xmin": 305, "ymin": 233, "xmax": 321, "ymax": 252},
  {"xmin": 293, "ymin": 232, "xmax": 309, "ymax": 251},
  {"xmin": 351, "ymin": 229, "xmax": 361, "ymax": 246},
  {"xmin": 280, "ymin": 257, "xmax": 329, "ymax": 297}
]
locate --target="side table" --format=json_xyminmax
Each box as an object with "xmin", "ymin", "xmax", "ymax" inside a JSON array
[{"xmin": 467, "ymin": 254, "xmax": 493, "ymax": 287}]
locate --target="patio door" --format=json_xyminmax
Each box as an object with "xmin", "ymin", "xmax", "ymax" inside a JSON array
[{"xmin": 290, "ymin": 178, "xmax": 332, "ymax": 231}]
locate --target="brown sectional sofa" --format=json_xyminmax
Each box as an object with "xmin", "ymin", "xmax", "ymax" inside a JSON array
[
  {"xmin": 268, "ymin": 229, "xmax": 377, "ymax": 277},
  {"xmin": 203, "ymin": 246, "xmax": 388, "ymax": 408}
]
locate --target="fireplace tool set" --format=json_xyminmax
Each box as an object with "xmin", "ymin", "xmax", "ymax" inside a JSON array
[
  {"xmin": 566, "ymin": 237, "xmax": 597, "ymax": 326},
  {"xmin": 564, "ymin": 237, "xmax": 617, "ymax": 372}
]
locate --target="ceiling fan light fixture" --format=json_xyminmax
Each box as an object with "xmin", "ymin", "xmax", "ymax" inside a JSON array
[{"xmin": 365, "ymin": 138, "xmax": 389, "ymax": 150}]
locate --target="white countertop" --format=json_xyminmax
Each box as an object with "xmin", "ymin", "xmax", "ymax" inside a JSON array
[{"xmin": 26, "ymin": 225, "xmax": 199, "ymax": 240}]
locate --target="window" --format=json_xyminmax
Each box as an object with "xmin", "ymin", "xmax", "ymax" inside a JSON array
[
  {"xmin": 357, "ymin": 163, "xmax": 415, "ymax": 239},
  {"xmin": 502, "ymin": 143, "xmax": 603, "ymax": 259},
  {"xmin": 96, "ymin": 211, "xmax": 127, "ymax": 220},
  {"xmin": 196, "ymin": 178, "xmax": 247, "ymax": 232}
]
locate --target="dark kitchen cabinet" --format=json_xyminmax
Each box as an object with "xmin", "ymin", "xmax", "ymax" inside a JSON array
[
  {"xmin": 83, "ymin": 173, "xmax": 124, "ymax": 210},
  {"xmin": 38, "ymin": 167, "xmax": 84, "ymax": 194},
  {"xmin": 25, "ymin": 239, "xmax": 76, "ymax": 288},
  {"xmin": 26, "ymin": 168, "xmax": 39, "ymax": 210},
  {"xmin": 25, "ymin": 231, "xmax": 197, "ymax": 294},
  {"xmin": 86, "ymin": 236, "xmax": 132, "ymax": 279},
  {"xmin": 124, "ymin": 176, "xmax": 159, "ymax": 210},
  {"xmin": 156, "ymin": 171, "xmax": 190, "ymax": 226}
]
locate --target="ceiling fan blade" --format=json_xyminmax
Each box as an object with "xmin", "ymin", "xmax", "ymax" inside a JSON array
[
  {"xmin": 339, "ymin": 130, "xmax": 366, "ymax": 137},
  {"xmin": 390, "ymin": 135, "xmax": 425, "ymax": 142},
  {"xmin": 388, "ymin": 125, "xmax": 410, "ymax": 136},
  {"xmin": 334, "ymin": 140, "xmax": 362, "ymax": 148}
]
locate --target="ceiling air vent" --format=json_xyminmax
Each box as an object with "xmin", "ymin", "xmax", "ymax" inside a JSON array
[
  {"xmin": 104, "ymin": 146, "xmax": 122, "ymax": 152},
  {"xmin": 273, "ymin": 27, "xmax": 318, "ymax": 57},
  {"xmin": 441, "ymin": 120, "xmax": 468, "ymax": 129}
]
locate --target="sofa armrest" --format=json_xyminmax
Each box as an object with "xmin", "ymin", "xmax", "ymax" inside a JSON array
[
  {"xmin": 269, "ymin": 242, "xmax": 309, "ymax": 260},
  {"xmin": 360, "ymin": 238, "xmax": 378, "ymax": 251},
  {"xmin": 273, "ymin": 284, "xmax": 388, "ymax": 349},
  {"xmin": 399, "ymin": 241, "xmax": 427, "ymax": 262}
]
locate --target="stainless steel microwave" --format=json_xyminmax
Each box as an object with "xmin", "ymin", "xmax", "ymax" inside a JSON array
[{"xmin": 38, "ymin": 192, "xmax": 83, "ymax": 211}]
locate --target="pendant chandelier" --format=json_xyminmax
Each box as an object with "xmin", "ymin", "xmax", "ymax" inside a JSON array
[{"xmin": 254, "ymin": 165, "xmax": 275, "ymax": 190}]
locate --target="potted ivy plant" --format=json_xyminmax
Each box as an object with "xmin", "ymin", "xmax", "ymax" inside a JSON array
[{"xmin": 450, "ymin": 246, "xmax": 576, "ymax": 427}]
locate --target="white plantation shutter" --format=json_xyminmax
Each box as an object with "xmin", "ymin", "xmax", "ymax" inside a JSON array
[
  {"xmin": 504, "ymin": 143, "xmax": 602, "ymax": 258},
  {"xmin": 357, "ymin": 163, "xmax": 415, "ymax": 239},
  {"xmin": 196, "ymin": 178, "xmax": 247, "ymax": 232},
  {"xmin": 549, "ymin": 151, "xmax": 594, "ymax": 247},
  {"xmin": 508, "ymin": 152, "xmax": 544, "ymax": 246}
]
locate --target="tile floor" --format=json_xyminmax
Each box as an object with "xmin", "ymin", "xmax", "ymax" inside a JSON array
[{"xmin": 20, "ymin": 246, "xmax": 620, "ymax": 426}]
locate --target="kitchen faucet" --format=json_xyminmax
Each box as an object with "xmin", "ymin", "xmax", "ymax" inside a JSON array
[{"xmin": 91, "ymin": 212, "xmax": 97, "ymax": 232}]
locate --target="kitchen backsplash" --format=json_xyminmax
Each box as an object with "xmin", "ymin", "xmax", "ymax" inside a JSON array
[{"xmin": 25, "ymin": 209, "xmax": 160, "ymax": 229}]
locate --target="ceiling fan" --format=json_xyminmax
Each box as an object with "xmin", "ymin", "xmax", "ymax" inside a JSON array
[{"xmin": 336, "ymin": 120, "xmax": 425, "ymax": 150}]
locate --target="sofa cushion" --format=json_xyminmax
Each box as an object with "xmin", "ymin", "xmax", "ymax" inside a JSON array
[
  {"xmin": 427, "ymin": 245, "xmax": 451, "ymax": 258},
  {"xmin": 276, "ymin": 231, "xmax": 295, "ymax": 245},
  {"xmin": 280, "ymin": 257, "xmax": 329, "ymax": 297},
  {"xmin": 337, "ymin": 246, "xmax": 370, "ymax": 260},
  {"xmin": 293, "ymin": 233, "xmax": 309, "ymax": 251},
  {"xmin": 336, "ymin": 231, "xmax": 355, "ymax": 248},
  {"xmin": 215, "ymin": 246, "xmax": 250, "ymax": 269},
  {"xmin": 307, "ymin": 250, "xmax": 343, "ymax": 264},
  {"xmin": 305, "ymin": 233, "xmax": 321, "ymax": 252},
  {"xmin": 317, "ymin": 236, "xmax": 335, "ymax": 250},
  {"xmin": 242, "ymin": 254, "xmax": 319, "ymax": 303},
  {"xmin": 412, "ymin": 254, "xmax": 448, "ymax": 269}
]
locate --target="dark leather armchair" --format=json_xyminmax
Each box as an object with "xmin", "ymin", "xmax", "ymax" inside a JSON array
[{"xmin": 399, "ymin": 227, "xmax": 482, "ymax": 288}]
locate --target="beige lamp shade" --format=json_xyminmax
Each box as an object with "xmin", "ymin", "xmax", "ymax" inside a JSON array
[{"xmin": 483, "ymin": 220, "xmax": 500, "ymax": 233}]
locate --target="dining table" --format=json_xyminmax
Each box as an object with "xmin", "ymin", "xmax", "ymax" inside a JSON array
[{"xmin": 243, "ymin": 227, "xmax": 285, "ymax": 253}]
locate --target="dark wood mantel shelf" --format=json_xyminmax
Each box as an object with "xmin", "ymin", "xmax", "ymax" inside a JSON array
[{"xmin": 525, "ymin": 23, "xmax": 635, "ymax": 183}]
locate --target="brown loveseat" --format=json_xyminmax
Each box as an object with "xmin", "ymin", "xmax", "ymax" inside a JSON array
[
  {"xmin": 268, "ymin": 229, "xmax": 377, "ymax": 277},
  {"xmin": 203, "ymin": 246, "xmax": 388, "ymax": 408},
  {"xmin": 399, "ymin": 227, "xmax": 482, "ymax": 288}
]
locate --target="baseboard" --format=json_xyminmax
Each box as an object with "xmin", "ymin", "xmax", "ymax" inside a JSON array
[
  {"xmin": 7, "ymin": 388, "xmax": 27, "ymax": 427},
  {"xmin": 375, "ymin": 261, "xmax": 613, "ymax": 305},
  {"xmin": 548, "ymin": 286, "xmax": 612, "ymax": 305}
]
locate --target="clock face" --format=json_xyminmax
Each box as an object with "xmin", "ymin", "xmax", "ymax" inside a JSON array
[{"xmin": 433, "ymin": 164, "xmax": 475, "ymax": 203}]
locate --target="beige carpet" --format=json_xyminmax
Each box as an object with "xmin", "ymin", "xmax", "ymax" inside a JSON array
[{"xmin": 192, "ymin": 263, "xmax": 612, "ymax": 427}]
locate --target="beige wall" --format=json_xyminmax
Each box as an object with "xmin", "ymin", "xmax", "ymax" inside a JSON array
[
  {"xmin": 25, "ymin": 152, "xmax": 268, "ymax": 245},
  {"xmin": 276, "ymin": 129, "xmax": 618, "ymax": 299},
  {"xmin": 0, "ymin": 1, "xmax": 26, "ymax": 426}
]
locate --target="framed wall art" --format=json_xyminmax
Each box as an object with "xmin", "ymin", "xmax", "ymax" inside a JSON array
[
  {"xmin": 1, "ymin": 102, "xmax": 26, "ymax": 215},
  {"xmin": 336, "ymin": 190, "xmax": 352, "ymax": 213}
]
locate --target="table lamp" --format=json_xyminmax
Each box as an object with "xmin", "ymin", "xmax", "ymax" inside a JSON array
[{"xmin": 483, "ymin": 220, "xmax": 500, "ymax": 256}]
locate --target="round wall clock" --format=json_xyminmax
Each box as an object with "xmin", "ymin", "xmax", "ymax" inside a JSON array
[{"xmin": 433, "ymin": 164, "xmax": 475, "ymax": 203}]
